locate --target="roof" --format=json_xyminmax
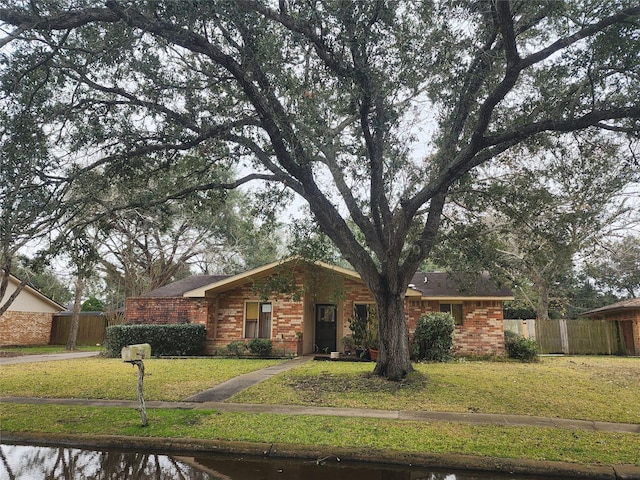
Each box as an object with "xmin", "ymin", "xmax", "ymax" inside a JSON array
[
  {"xmin": 142, "ymin": 275, "xmax": 231, "ymax": 297},
  {"xmin": 410, "ymin": 272, "xmax": 513, "ymax": 299},
  {"xmin": 140, "ymin": 260, "xmax": 512, "ymax": 300},
  {"xmin": 583, "ymin": 298, "xmax": 640, "ymax": 316}
]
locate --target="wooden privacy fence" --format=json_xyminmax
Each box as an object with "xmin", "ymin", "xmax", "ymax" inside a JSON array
[
  {"xmin": 504, "ymin": 318, "xmax": 625, "ymax": 355},
  {"xmin": 49, "ymin": 312, "xmax": 111, "ymax": 346}
]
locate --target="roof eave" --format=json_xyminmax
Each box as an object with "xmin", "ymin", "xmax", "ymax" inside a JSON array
[{"xmin": 421, "ymin": 296, "xmax": 515, "ymax": 302}]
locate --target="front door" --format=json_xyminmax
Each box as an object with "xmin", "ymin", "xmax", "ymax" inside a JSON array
[{"xmin": 315, "ymin": 304, "xmax": 337, "ymax": 352}]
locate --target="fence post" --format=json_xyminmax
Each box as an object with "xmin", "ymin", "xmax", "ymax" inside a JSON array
[{"xmin": 559, "ymin": 319, "xmax": 569, "ymax": 354}]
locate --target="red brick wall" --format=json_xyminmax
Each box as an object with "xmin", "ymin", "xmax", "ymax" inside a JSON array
[
  {"xmin": 124, "ymin": 297, "xmax": 212, "ymax": 326},
  {"xmin": 203, "ymin": 283, "xmax": 305, "ymax": 356},
  {"xmin": 341, "ymin": 278, "xmax": 375, "ymax": 339},
  {"xmin": 452, "ymin": 301, "xmax": 505, "ymax": 356},
  {"xmin": 0, "ymin": 311, "xmax": 54, "ymax": 346}
]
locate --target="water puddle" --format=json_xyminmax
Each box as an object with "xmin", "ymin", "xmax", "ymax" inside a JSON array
[{"xmin": 0, "ymin": 443, "xmax": 569, "ymax": 479}]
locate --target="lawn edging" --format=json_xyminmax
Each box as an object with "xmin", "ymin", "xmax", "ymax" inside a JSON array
[{"xmin": 3, "ymin": 431, "xmax": 638, "ymax": 480}]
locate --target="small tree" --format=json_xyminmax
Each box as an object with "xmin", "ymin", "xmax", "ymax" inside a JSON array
[{"xmin": 412, "ymin": 313, "xmax": 455, "ymax": 362}]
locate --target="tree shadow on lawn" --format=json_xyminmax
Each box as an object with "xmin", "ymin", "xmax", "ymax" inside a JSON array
[{"xmin": 288, "ymin": 371, "xmax": 428, "ymax": 402}]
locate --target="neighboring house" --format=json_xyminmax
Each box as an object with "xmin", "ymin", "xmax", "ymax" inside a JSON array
[
  {"xmin": 0, "ymin": 275, "xmax": 65, "ymax": 346},
  {"xmin": 584, "ymin": 299, "xmax": 640, "ymax": 356},
  {"xmin": 125, "ymin": 259, "xmax": 513, "ymax": 357}
]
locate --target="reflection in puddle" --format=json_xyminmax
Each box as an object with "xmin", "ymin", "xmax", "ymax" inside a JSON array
[{"xmin": 0, "ymin": 443, "xmax": 559, "ymax": 480}]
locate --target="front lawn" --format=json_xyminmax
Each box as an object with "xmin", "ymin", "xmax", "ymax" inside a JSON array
[
  {"xmin": 0, "ymin": 358, "xmax": 283, "ymax": 401},
  {"xmin": 231, "ymin": 356, "xmax": 640, "ymax": 424}
]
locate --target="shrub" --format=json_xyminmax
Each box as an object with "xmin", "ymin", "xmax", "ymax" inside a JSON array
[
  {"xmin": 104, "ymin": 324, "xmax": 206, "ymax": 358},
  {"xmin": 412, "ymin": 312, "xmax": 455, "ymax": 362},
  {"xmin": 504, "ymin": 331, "xmax": 539, "ymax": 362},
  {"xmin": 247, "ymin": 338, "xmax": 273, "ymax": 357},
  {"xmin": 226, "ymin": 341, "xmax": 247, "ymax": 357}
]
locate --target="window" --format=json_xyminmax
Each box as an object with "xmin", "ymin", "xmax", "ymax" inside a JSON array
[
  {"xmin": 440, "ymin": 303, "xmax": 463, "ymax": 325},
  {"xmin": 354, "ymin": 303, "xmax": 376, "ymax": 322},
  {"xmin": 245, "ymin": 302, "xmax": 272, "ymax": 339}
]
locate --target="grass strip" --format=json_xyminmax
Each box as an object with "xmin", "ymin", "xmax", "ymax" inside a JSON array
[{"xmin": 1, "ymin": 403, "xmax": 638, "ymax": 466}]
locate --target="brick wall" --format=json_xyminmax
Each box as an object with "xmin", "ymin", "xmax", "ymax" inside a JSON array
[
  {"xmin": 452, "ymin": 301, "xmax": 505, "ymax": 356},
  {"xmin": 203, "ymin": 283, "xmax": 306, "ymax": 356},
  {"xmin": 0, "ymin": 311, "xmax": 54, "ymax": 346},
  {"xmin": 341, "ymin": 278, "xmax": 375, "ymax": 339},
  {"xmin": 124, "ymin": 297, "xmax": 213, "ymax": 326}
]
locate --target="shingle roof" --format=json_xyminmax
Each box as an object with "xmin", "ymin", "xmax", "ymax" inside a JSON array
[
  {"xmin": 583, "ymin": 298, "xmax": 640, "ymax": 316},
  {"xmin": 140, "ymin": 268, "xmax": 512, "ymax": 299},
  {"xmin": 409, "ymin": 272, "xmax": 512, "ymax": 298},
  {"xmin": 141, "ymin": 275, "xmax": 231, "ymax": 297}
]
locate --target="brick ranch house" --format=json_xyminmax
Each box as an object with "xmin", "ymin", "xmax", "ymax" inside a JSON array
[
  {"xmin": 584, "ymin": 298, "xmax": 640, "ymax": 356},
  {"xmin": 124, "ymin": 259, "xmax": 514, "ymax": 356},
  {"xmin": 0, "ymin": 274, "xmax": 65, "ymax": 346}
]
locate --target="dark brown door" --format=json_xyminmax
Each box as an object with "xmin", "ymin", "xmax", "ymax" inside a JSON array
[{"xmin": 315, "ymin": 304, "xmax": 337, "ymax": 352}]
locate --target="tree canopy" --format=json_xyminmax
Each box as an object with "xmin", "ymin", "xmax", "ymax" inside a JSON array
[{"xmin": 1, "ymin": 1, "xmax": 639, "ymax": 379}]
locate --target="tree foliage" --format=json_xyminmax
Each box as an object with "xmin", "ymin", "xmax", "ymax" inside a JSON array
[
  {"xmin": 586, "ymin": 234, "xmax": 640, "ymax": 299},
  {"xmin": 436, "ymin": 134, "xmax": 639, "ymax": 321},
  {"xmin": 1, "ymin": 1, "xmax": 639, "ymax": 379}
]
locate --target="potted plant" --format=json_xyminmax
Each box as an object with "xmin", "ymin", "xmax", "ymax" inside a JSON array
[
  {"xmin": 342, "ymin": 335, "xmax": 355, "ymax": 355},
  {"xmin": 363, "ymin": 307, "xmax": 379, "ymax": 361},
  {"xmin": 348, "ymin": 305, "xmax": 379, "ymax": 361},
  {"xmin": 348, "ymin": 312, "xmax": 367, "ymax": 358}
]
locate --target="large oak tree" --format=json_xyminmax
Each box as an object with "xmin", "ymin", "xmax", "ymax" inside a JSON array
[{"xmin": 1, "ymin": 1, "xmax": 639, "ymax": 379}]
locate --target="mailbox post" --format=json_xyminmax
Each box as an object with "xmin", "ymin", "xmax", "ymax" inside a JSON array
[{"xmin": 122, "ymin": 343, "xmax": 151, "ymax": 426}]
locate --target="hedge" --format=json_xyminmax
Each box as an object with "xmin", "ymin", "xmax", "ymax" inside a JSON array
[{"xmin": 104, "ymin": 324, "xmax": 206, "ymax": 358}]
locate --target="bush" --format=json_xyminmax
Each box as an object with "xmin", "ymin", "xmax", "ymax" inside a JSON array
[
  {"xmin": 104, "ymin": 324, "xmax": 206, "ymax": 358},
  {"xmin": 226, "ymin": 340, "xmax": 247, "ymax": 357},
  {"xmin": 412, "ymin": 312, "xmax": 455, "ymax": 362},
  {"xmin": 247, "ymin": 338, "xmax": 273, "ymax": 357},
  {"xmin": 504, "ymin": 331, "xmax": 539, "ymax": 362}
]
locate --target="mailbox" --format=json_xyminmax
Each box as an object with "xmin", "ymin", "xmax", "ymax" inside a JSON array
[{"xmin": 121, "ymin": 343, "xmax": 151, "ymax": 362}]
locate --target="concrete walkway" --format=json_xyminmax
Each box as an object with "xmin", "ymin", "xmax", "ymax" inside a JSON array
[
  {"xmin": 0, "ymin": 351, "xmax": 99, "ymax": 365},
  {"xmin": 183, "ymin": 355, "xmax": 312, "ymax": 402}
]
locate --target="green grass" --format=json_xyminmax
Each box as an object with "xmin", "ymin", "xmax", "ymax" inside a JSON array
[
  {"xmin": 231, "ymin": 356, "xmax": 640, "ymax": 424},
  {"xmin": 0, "ymin": 358, "xmax": 283, "ymax": 401},
  {"xmin": 1, "ymin": 403, "xmax": 638, "ymax": 466}
]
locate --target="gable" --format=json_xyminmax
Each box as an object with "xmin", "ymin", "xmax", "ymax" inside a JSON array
[
  {"xmin": 1, "ymin": 275, "xmax": 65, "ymax": 313},
  {"xmin": 183, "ymin": 259, "xmax": 361, "ymax": 298}
]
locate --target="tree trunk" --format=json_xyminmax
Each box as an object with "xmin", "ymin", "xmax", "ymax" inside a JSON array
[
  {"xmin": 372, "ymin": 292, "xmax": 413, "ymax": 381},
  {"xmin": 66, "ymin": 276, "xmax": 85, "ymax": 351},
  {"xmin": 535, "ymin": 278, "xmax": 550, "ymax": 322}
]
